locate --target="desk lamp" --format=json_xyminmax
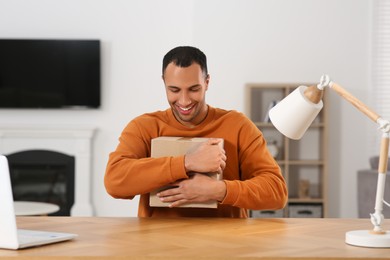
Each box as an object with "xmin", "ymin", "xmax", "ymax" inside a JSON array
[{"xmin": 268, "ymin": 75, "xmax": 390, "ymax": 248}]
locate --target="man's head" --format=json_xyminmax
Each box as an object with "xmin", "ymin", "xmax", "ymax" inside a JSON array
[
  {"xmin": 162, "ymin": 46, "xmax": 210, "ymax": 128},
  {"xmin": 162, "ymin": 46, "xmax": 208, "ymax": 78}
]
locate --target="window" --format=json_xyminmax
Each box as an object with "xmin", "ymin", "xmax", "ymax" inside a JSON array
[{"xmin": 371, "ymin": 0, "xmax": 390, "ymax": 154}]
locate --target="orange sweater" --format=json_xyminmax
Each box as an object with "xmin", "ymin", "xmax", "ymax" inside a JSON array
[{"xmin": 104, "ymin": 106, "xmax": 287, "ymax": 218}]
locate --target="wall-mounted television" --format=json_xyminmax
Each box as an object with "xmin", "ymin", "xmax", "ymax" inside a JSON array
[{"xmin": 0, "ymin": 39, "xmax": 101, "ymax": 109}]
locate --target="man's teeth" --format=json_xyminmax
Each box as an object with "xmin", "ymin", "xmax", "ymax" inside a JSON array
[{"xmin": 180, "ymin": 106, "xmax": 192, "ymax": 111}]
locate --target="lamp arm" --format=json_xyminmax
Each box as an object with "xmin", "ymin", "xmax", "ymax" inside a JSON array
[
  {"xmin": 328, "ymin": 82, "xmax": 381, "ymax": 123},
  {"xmin": 325, "ymin": 81, "xmax": 390, "ymax": 133}
]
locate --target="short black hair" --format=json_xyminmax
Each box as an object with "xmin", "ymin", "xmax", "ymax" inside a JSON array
[{"xmin": 162, "ymin": 46, "xmax": 208, "ymax": 77}]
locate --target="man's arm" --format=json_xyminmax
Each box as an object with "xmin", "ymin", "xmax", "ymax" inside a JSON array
[
  {"xmin": 219, "ymin": 119, "xmax": 288, "ymax": 210},
  {"xmin": 104, "ymin": 121, "xmax": 188, "ymax": 199}
]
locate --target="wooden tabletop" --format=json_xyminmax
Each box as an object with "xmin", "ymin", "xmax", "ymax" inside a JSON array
[{"xmin": 1, "ymin": 217, "xmax": 390, "ymax": 259}]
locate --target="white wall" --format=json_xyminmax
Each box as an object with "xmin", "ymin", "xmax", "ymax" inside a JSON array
[{"xmin": 0, "ymin": 0, "xmax": 371, "ymax": 217}]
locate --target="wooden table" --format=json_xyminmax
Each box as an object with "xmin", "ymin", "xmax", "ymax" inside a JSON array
[{"xmin": 1, "ymin": 217, "xmax": 390, "ymax": 259}]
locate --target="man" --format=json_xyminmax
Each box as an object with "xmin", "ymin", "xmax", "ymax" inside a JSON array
[{"xmin": 104, "ymin": 46, "xmax": 287, "ymax": 217}]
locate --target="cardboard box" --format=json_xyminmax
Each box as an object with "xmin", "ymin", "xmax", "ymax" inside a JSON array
[{"xmin": 149, "ymin": 136, "xmax": 223, "ymax": 208}]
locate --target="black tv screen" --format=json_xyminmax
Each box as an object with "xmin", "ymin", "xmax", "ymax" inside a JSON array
[{"xmin": 0, "ymin": 39, "xmax": 100, "ymax": 109}]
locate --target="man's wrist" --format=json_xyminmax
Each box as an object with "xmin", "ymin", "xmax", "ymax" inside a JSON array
[
  {"xmin": 216, "ymin": 180, "xmax": 227, "ymax": 202},
  {"xmin": 184, "ymin": 155, "xmax": 191, "ymax": 173}
]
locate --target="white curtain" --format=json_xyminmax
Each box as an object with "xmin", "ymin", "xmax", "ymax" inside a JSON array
[{"xmin": 371, "ymin": 0, "xmax": 390, "ymax": 155}]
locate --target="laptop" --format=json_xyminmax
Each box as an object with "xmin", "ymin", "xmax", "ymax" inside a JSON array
[{"xmin": 0, "ymin": 155, "xmax": 77, "ymax": 250}]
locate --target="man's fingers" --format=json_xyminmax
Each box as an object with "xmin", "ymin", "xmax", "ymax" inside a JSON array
[{"xmin": 207, "ymin": 138, "xmax": 222, "ymax": 146}]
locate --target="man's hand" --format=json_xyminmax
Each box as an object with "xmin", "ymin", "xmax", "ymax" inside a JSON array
[
  {"xmin": 184, "ymin": 138, "xmax": 226, "ymax": 174},
  {"xmin": 156, "ymin": 173, "xmax": 227, "ymax": 207}
]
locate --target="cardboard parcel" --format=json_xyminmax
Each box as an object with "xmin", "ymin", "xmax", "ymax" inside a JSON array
[{"xmin": 149, "ymin": 136, "xmax": 223, "ymax": 208}]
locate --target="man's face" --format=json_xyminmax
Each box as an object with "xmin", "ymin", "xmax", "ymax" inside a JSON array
[{"xmin": 163, "ymin": 62, "xmax": 209, "ymax": 127}]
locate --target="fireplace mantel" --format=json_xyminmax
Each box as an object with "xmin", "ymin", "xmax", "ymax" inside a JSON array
[{"xmin": 0, "ymin": 125, "xmax": 96, "ymax": 216}]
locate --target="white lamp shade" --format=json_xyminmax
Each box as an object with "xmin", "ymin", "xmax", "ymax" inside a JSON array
[{"xmin": 268, "ymin": 86, "xmax": 323, "ymax": 140}]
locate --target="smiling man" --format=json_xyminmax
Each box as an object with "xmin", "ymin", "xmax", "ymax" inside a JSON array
[{"xmin": 104, "ymin": 46, "xmax": 287, "ymax": 217}]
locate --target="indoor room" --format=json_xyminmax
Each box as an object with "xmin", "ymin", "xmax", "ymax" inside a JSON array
[{"xmin": 0, "ymin": 0, "xmax": 389, "ymax": 258}]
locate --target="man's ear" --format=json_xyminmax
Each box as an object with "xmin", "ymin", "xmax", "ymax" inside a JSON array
[{"xmin": 205, "ymin": 74, "xmax": 210, "ymax": 90}]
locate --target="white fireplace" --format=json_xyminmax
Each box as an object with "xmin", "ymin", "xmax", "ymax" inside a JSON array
[{"xmin": 0, "ymin": 125, "xmax": 96, "ymax": 216}]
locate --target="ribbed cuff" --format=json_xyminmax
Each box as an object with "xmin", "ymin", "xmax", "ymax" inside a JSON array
[{"xmin": 169, "ymin": 155, "xmax": 189, "ymax": 181}]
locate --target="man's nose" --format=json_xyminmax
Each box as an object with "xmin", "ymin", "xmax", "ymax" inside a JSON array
[{"xmin": 179, "ymin": 92, "xmax": 191, "ymax": 106}]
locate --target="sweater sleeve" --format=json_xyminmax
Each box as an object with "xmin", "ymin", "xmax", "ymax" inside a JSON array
[
  {"xmin": 104, "ymin": 119, "xmax": 188, "ymax": 199},
  {"xmin": 219, "ymin": 116, "xmax": 288, "ymax": 210}
]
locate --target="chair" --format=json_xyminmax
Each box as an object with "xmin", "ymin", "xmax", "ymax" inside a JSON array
[{"xmin": 357, "ymin": 156, "xmax": 390, "ymax": 218}]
